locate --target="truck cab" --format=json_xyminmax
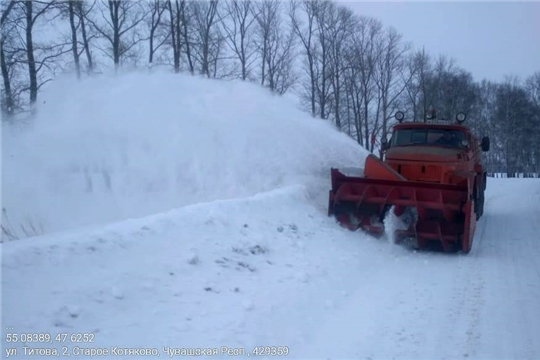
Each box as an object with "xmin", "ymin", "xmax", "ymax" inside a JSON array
[
  {"xmin": 328, "ymin": 110, "xmax": 490, "ymax": 253},
  {"xmin": 381, "ymin": 111, "xmax": 490, "ymax": 219}
]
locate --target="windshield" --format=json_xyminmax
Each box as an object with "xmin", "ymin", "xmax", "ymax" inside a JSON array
[{"xmin": 391, "ymin": 128, "xmax": 467, "ymax": 148}]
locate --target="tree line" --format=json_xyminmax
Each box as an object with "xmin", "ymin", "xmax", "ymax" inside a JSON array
[{"xmin": 1, "ymin": 0, "xmax": 539, "ymax": 177}]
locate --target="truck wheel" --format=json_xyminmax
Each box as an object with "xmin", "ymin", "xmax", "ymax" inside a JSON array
[
  {"xmin": 473, "ymin": 178, "xmax": 485, "ymax": 221},
  {"xmin": 473, "ymin": 182, "xmax": 480, "ymax": 220},
  {"xmin": 479, "ymin": 188, "xmax": 485, "ymax": 219},
  {"xmin": 462, "ymin": 239, "xmax": 472, "ymax": 254},
  {"xmin": 476, "ymin": 185, "xmax": 485, "ymax": 221}
]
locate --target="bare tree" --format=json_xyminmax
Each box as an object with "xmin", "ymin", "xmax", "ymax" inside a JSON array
[
  {"xmin": 254, "ymin": 0, "xmax": 277, "ymax": 86},
  {"xmin": 437, "ymin": 67, "xmax": 477, "ymax": 120},
  {"xmin": 86, "ymin": 0, "xmax": 146, "ymax": 71},
  {"xmin": 494, "ymin": 76, "xmax": 533, "ymax": 177},
  {"xmin": 25, "ymin": 1, "xmax": 39, "ymax": 104},
  {"xmin": 146, "ymin": 0, "xmax": 168, "ymax": 66},
  {"xmin": 165, "ymin": 0, "xmax": 181, "ymax": 73},
  {"xmin": 343, "ymin": 55, "xmax": 362, "ymax": 141},
  {"xmin": 180, "ymin": 0, "xmax": 194, "ymax": 73},
  {"xmin": 14, "ymin": 1, "xmax": 70, "ymax": 107},
  {"xmin": 165, "ymin": 0, "xmax": 197, "ymax": 74},
  {"xmin": 475, "ymin": 80, "xmax": 498, "ymax": 172},
  {"xmin": 24, "ymin": 1, "xmax": 57, "ymax": 104},
  {"xmin": 525, "ymin": 71, "xmax": 540, "ymax": 177},
  {"xmin": 525, "ymin": 71, "xmax": 540, "ymax": 111},
  {"xmin": 66, "ymin": 1, "xmax": 81, "ymax": 78},
  {"xmin": 1, "ymin": 1, "xmax": 71, "ymax": 114},
  {"xmin": 313, "ymin": 0, "xmax": 332, "ymax": 119},
  {"xmin": 374, "ymin": 26, "xmax": 410, "ymax": 155},
  {"xmin": 267, "ymin": 26, "xmax": 296, "ymax": 94},
  {"xmin": 326, "ymin": 3, "xmax": 355, "ymax": 130},
  {"xmin": 191, "ymin": 0, "xmax": 221, "ymax": 77},
  {"xmin": 75, "ymin": 0, "xmax": 95, "ymax": 72},
  {"xmin": 221, "ymin": 0, "xmax": 257, "ymax": 80},
  {"xmin": 417, "ymin": 49, "xmax": 436, "ymax": 119},
  {"xmin": 254, "ymin": 0, "xmax": 296, "ymax": 94},
  {"xmin": 54, "ymin": 0, "xmax": 96, "ymax": 78},
  {"xmin": 403, "ymin": 49, "xmax": 429, "ymax": 121},
  {"xmin": 289, "ymin": 0, "xmax": 318, "ymax": 116},
  {"xmin": 1, "ymin": 3, "xmax": 34, "ymax": 117},
  {"xmin": 1, "ymin": 0, "xmax": 17, "ymax": 117},
  {"xmin": 164, "ymin": 0, "xmax": 195, "ymax": 74},
  {"xmin": 351, "ymin": 16, "xmax": 383, "ymax": 147}
]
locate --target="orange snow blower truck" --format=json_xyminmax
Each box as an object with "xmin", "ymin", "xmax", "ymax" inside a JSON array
[{"xmin": 328, "ymin": 110, "xmax": 490, "ymax": 253}]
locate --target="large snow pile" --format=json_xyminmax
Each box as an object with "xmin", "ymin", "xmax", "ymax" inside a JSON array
[
  {"xmin": 2, "ymin": 185, "xmax": 391, "ymax": 357},
  {"xmin": 2, "ymin": 71, "xmax": 368, "ymax": 239}
]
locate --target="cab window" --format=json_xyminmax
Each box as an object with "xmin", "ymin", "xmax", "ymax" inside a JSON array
[{"xmin": 391, "ymin": 128, "xmax": 467, "ymax": 148}]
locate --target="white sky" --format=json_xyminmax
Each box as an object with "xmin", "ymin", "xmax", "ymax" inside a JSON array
[{"xmin": 341, "ymin": 1, "xmax": 540, "ymax": 82}]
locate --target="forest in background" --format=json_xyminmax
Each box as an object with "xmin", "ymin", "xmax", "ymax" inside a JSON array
[{"xmin": 1, "ymin": 0, "xmax": 539, "ymax": 177}]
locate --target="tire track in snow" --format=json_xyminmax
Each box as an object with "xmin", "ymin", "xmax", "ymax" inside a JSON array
[
  {"xmin": 429, "ymin": 207, "xmax": 489, "ymax": 359},
  {"xmin": 469, "ymin": 180, "xmax": 540, "ymax": 359},
  {"xmin": 251, "ymin": 180, "xmax": 538, "ymax": 360},
  {"xmin": 461, "ymin": 216, "xmax": 488, "ymax": 358},
  {"xmin": 293, "ymin": 179, "xmax": 540, "ymax": 359},
  {"xmin": 506, "ymin": 185, "xmax": 540, "ymax": 359}
]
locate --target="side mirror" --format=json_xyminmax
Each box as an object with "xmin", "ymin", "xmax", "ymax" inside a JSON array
[
  {"xmin": 481, "ymin": 136, "xmax": 490, "ymax": 152},
  {"xmin": 381, "ymin": 137, "xmax": 390, "ymax": 151}
]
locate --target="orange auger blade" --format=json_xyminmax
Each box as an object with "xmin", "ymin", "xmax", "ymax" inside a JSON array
[{"xmin": 328, "ymin": 168, "xmax": 475, "ymax": 253}]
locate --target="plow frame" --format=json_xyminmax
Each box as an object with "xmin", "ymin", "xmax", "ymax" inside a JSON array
[{"xmin": 328, "ymin": 168, "xmax": 477, "ymax": 253}]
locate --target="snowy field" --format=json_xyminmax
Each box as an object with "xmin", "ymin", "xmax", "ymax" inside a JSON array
[{"xmin": 2, "ymin": 72, "xmax": 540, "ymax": 359}]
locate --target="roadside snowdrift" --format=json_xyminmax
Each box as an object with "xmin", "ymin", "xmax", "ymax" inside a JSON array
[
  {"xmin": 2, "ymin": 184, "xmax": 395, "ymax": 358},
  {"xmin": 2, "ymin": 71, "xmax": 367, "ymax": 239}
]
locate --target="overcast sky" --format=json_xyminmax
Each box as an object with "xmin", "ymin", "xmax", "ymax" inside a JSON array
[{"xmin": 341, "ymin": 1, "xmax": 540, "ymax": 83}]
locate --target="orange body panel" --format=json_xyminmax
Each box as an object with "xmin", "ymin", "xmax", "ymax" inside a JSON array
[
  {"xmin": 363, "ymin": 154, "xmax": 406, "ymax": 181},
  {"xmin": 328, "ymin": 122, "xmax": 487, "ymax": 254}
]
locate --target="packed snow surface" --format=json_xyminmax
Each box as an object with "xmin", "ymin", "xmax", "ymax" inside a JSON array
[
  {"xmin": 3, "ymin": 177, "xmax": 540, "ymax": 359},
  {"xmin": 2, "ymin": 71, "xmax": 366, "ymax": 239},
  {"xmin": 3, "ymin": 72, "xmax": 540, "ymax": 359}
]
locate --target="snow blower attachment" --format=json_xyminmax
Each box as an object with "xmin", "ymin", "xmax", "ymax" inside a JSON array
[{"xmin": 328, "ymin": 111, "xmax": 490, "ymax": 253}]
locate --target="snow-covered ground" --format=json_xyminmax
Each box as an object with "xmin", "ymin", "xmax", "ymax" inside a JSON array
[
  {"xmin": 3, "ymin": 176, "xmax": 540, "ymax": 359},
  {"xmin": 3, "ymin": 72, "xmax": 540, "ymax": 359}
]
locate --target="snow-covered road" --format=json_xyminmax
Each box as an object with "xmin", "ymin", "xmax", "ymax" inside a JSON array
[
  {"xmin": 3, "ymin": 178, "xmax": 539, "ymax": 359},
  {"xmin": 297, "ymin": 178, "xmax": 540, "ymax": 359}
]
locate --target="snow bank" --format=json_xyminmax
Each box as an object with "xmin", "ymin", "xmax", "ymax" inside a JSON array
[
  {"xmin": 2, "ymin": 71, "xmax": 368, "ymax": 239},
  {"xmin": 2, "ymin": 184, "xmax": 388, "ymax": 356}
]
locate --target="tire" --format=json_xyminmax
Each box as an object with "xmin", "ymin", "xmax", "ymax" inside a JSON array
[
  {"xmin": 462, "ymin": 240, "xmax": 472, "ymax": 254},
  {"xmin": 473, "ymin": 180, "xmax": 480, "ymax": 220},
  {"xmin": 474, "ymin": 177, "xmax": 485, "ymax": 221},
  {"xmin": 478, "ymin": 188, "xmax": 485, "ymax": 219}
]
